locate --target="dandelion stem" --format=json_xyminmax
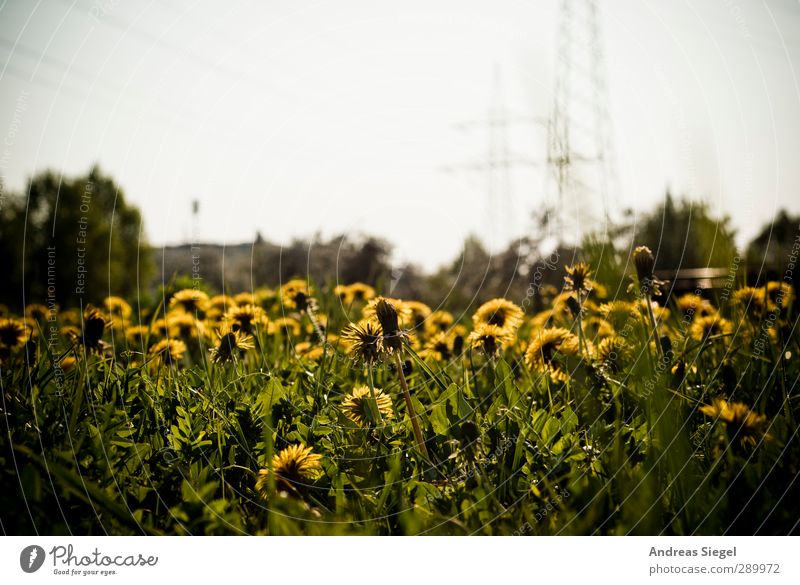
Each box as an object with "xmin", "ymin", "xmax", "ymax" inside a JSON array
[
  {"xmin": 393, "ymin": 352, "xmax": 429, "ymax": 459},
  {"xmin": 643, "ymin": 293, "xmax": 663, "ymax": 358},
  {"xmin": 575, "ymin": 291, "xmax": 589, "ymax": 356},
  {"xmin": 366, "ymin": 366, "xmax": 384, "ymax": 424}
]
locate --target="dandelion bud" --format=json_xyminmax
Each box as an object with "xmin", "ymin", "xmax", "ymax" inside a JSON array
[
  {"xmin": 376, "ymin": 298, "xmax": 403, "ymax": 351},
  {"xmin": 376, "ymin": 298, "xmax": 399, "ymax": 333},
  {"xmin": 633, "ymin": 246, "xmax": 655, "ymax": 284}
]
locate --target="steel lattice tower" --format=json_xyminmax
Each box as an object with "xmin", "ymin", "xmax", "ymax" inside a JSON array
[
  {"xmin": 544, "ymin": 0, "xmax": 618, "ymax": 245},
  {"xmin": 443, "ymin": 66, "xmax": 540, "ymax": 250}
]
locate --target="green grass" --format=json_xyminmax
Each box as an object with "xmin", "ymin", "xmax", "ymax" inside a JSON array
[{"xmin": 1, "ymin": 280, "xmax": 798, "ymax": 535}]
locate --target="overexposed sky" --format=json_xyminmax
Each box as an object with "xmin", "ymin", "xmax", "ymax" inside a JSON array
[{"xmin": 1, "ymin": 0, "xmax": 799, "ymax": 270}]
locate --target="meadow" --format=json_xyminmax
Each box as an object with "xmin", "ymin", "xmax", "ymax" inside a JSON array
[{"xmin": 1, "ymin": 246, "xmax": 798, "ymax": 535}]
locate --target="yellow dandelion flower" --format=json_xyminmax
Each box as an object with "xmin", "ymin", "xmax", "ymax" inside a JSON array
[
  {"xmin": 166, "ymin": 312, "xmax": 207, "ymax": 340},
  {"xmin": 582, "ymin": 316, "xmax": 614, "ymax": 341},
  {"xmin": 598, "ymin": 300, "xmax": 635, "ymax": 330},
  {"xmin": 341, "ymin": 320, "xmax": 384, "ymax": 364},
  {"xmin": 335, "ymin": 283, "xmax": 376, "ymax": 305},
  {"xmin": 59, "ymin": 308, "xmax": 81, "ymax": 325},
  {"xmin": 103, "ymin": 296, "xmax": 132, "ymax": 321},
  {"xmin": 349, "ymin": 282, "xmax": 376, "ymax": 303},
  {"xmin": 169, "ymin": 289, "xmax": 209, "ymax": 314},
  {"xmin": 675, "ymin": 293, "xmax": 717, "ymax": 321},
  {"xmin": 732, "ymin": 286, "xmax": 768, "ymax": 316},
  {"xmin": 334, "ymin": 285, "xmax": 349, "ymax": 303},
  {"xmin": 25, "ymin": 303, "xmax": 49, "ymax": 322},
  {"xmin": 425, "ymin": 310, "xmax": 454, "ymax": 335},
  {"xmin": 524, "ymin": 327, "xmax": 580, "ymax": 382},
  {"xmin": 767, "ymin": 281, "xmax": 794, "ymax": 309},
  {"xmin": 403, "ymin": 300, "xmax": 432, "ymax": 330},
  {"xmin": 280, "ymin": 279, "xmax": 314, "ymax": 311},
  {"xmin": 564, "ymin": 262, "xmax": 594, "ymax": 294},
  {"xmin": 304, "ymin": 314, "xmax": 328, "ymax": 336},
  {"xmin": 78, "ymin": 307, "xmax": 108, "ymax": 353},
  {"xmin": 254, "ymin": 288, "xmax": 277, "ymax": 308},
  {"xmin": 362, "ymin": 297, "xmax": 413, "ymax": 328},
  {"xmin": 125, "ymin": 325, "xmax": 151, "ymax": 347},
  {"xmin": 209, "ymin": 326, "xmax": 254, "ymax": 364},
  {"xmin": 59, "ymin": 325, "xmax": 81, "ymax": 339},
  {"xmin": 594, "ymin": 335, "xmax": 630, "ymax": 374},
  {"xmin": 341, "ymin": 385, "xmax": 394, "ymax": 426},
  {"xmin": 0, "ymin": 318, "xmax": 29, "ymax": 350},
  {"xmin": 59, "ymin": 355, "xmax": 77, "ymax": 371},
  {"xmin": 637, "ymin": 299, "xmax": 670, "ymax": 323},
  {"xmin": 472, "ymin": 298, "xmax": 524, "ymax": 333},
  {"xmin": 233, "ymin": 292, "xmax": 256, "ymax": 306},
  {"xmin": 150, "ymin": 318, "xmax": 169, "ymax": 338},
  {"xmin": 690, "ymin": 316, "xmax": 733, "ymax": 342},
  {"xmin": 421, "ymin": 330, "xmax": 455, "ymax": 361},
  {"xmin": 224, "ymin": 304, "xmax": 267, "ymax": 335},
  {"xmin": 148, "ymin": 338, "xmax": 187, "ymax": 367},
  {"xmin": 699, "ymin": 398, "xmax": 768, "ymax": 445},
  {"xmin": 294, "ymin": 342, "xmax": 324, "ymax": 361},
  {"xmin": 206, "ymin": 294, "xmax": 237, "ymax": 321},
  {"xmin": 269, "ymin": 317, "xmax": 301, "ymax": 337},
  {"xmin": 467, "ymin": 323, "xmax": 515, "ymax": 356},
  {"xmin": 255, "ymin": 444, "xmax": 322, "ymax": 497}
]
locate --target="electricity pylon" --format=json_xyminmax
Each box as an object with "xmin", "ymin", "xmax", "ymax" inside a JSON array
[
  {"xmin": 544, "ymin": 0, "xmax": 619, "ymax": 246},
  {"xmin": 442, "ymin": 66, "xmax": 541, "ymax": 251}
]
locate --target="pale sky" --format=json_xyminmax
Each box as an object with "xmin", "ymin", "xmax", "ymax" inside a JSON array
[{"xmin": 1, "ymin": 0, "xmax": 799, "ymax": 270}]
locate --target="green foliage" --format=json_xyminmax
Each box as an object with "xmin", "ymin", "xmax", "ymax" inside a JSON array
[
  {"xmin": 0, "ymin": 166, "xmax": 153, "ymax": 308},
  {"xmin": 1, "ymin": 274, "xmax": 798, "ymax": 535},
  {"xmin": 631, "ymin": 193, "xmax": 738, "ymax": 270}
]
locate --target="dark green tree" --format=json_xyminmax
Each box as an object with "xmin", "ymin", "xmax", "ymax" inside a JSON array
[
  {"xmin": 0, "ymin": 166, "xmax": 153, "ymax": 309},
  {"xmin": 631, "ymin": 192, "xmax": 738, "ymax": 270},
  {"xmin": 746, "ymin": 209, "xmax": 799, "ymax": 275}
]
